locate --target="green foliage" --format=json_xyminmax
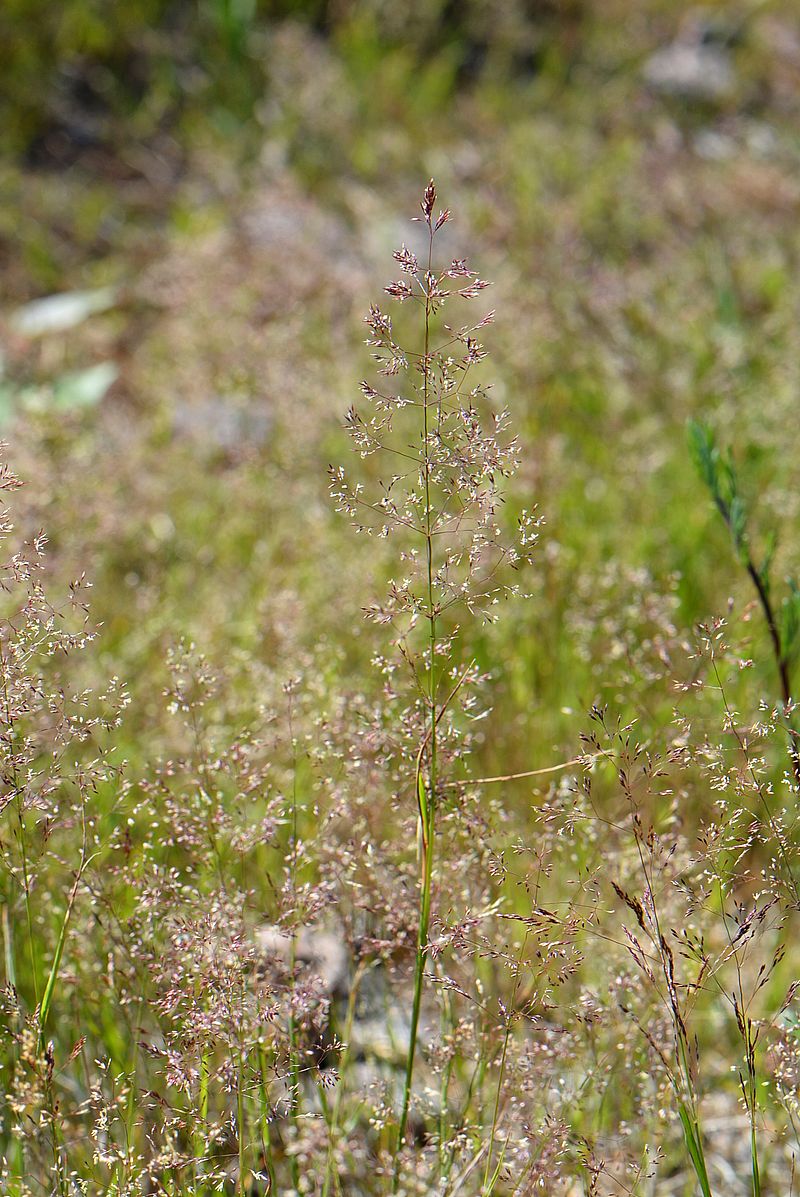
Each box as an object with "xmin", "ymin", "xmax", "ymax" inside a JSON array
[
  {"xmin": 689, "ymin": 418, "xmax": 800, "ymax": 763},
  {"xmin": 0, "ymin": 0, "xmax": 614, "ymax": 156},
  {"xmin": 779, "ymin": 580, "xmax": 800, "ymax": 670},
  {"xmin": 0, "ymin": 0, "xmax": 167, "ymax": 151},
  {"xmin": 688, "ymin": 418, "xmax": 750, "ymax": 566},
  {"xmin": 0, "ymin": 362, "xmax": 117, "ymax": 425}
]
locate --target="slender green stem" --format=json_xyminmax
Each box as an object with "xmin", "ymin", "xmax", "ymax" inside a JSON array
[
  {"xmin": 287, "ymin": 691, "xmax": 301, "ymax": 1193},
  {"xmin": 750, "ymin": 1116, "xmax": 761, "ymax": 1197},
  {"xmin": 256, "ymin": 1043, "xmax": 276, "ymax": 1194},
  {"xmin": 123, "ymin": 986, "xmax": 146, "ymax": 1190},
  {"xmin": 710, "ymin": 652, "xmax": 800, "ymax": 904},
  {"xmin": 287, "ymin": 931, "xmax": 300, "ymax": 1190},
  {"xmin": 437, "ymin": 982, "xmax": 455, "ymax": 1183},
  {"xmin": 626, "ymin": 794, "xmax": 713, "ymax": 1197},
  {"xmin": 237, "ymin": 1046, "xmax": 246, "ymax": 1197},
  {"xmin": 193, "ymin": 1041, "xmax": 209, "ymax": 1194},
  {"xmin": 702, "ymin": 451, "xmax": 800, "ymax": 790},
  {"xmin": 677, "ymin": 1103, "xmax": 713, "ymax": 1197},
  {"xmin": 482, "ymin": 934, "xmax": 528, "ymax": 1194},
  {"xmin": 16, "ymin": 801, "xmax": 38, "ymax": 1004},
  {"xmin": 322, "ymin": 961, "xmax": 367, "ymax": 1197},
  {"xmin": 481, "ymin": 1037, "xmax": 510, "ymax": 1196},
  {"xmin": 235, "ymin": 965, "xmax": 249, "ymax": 1197},
  {"xmin": 2, "ymin": 649, "xmax": 39, "ymax": 1005},
  {"xmin": 47, "ymin": 1074, "xmax": 69, "ymax": 1197},
  {"xmin": 39, "ymin": 796, "xmax": 93, "ymax": 1051},
  {"xmin": 2, "ymin": 902, "xmax": 15, "ymax": 992},
  {"xmin": 394, "ymin": 221, "xmax": 437, "ymax": 1190}
]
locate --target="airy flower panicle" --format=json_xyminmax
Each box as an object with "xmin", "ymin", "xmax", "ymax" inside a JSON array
[{"xmin": 331, "ymin": 181, "xmax": 539, "ymax": 641}]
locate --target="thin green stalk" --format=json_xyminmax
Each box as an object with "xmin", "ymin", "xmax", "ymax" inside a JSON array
[
  {"xmin": 739, "ymin": 1016, "xmax": 762, "ymax": 1197},
  {"xmin": 437, "ymin": 982, "xmax": 455, "ymax": 1182},
  {"xmin": 394, "ymin": 221, "xmax": 437, "ymax": 1189},
  {"xmin": 442, "ymin": 1048, "xmax": 485, "ymax": 1190},
  {"xmin": 677, "ymin": 1103, "xmax": 713, "ymax": 1197},
  {"xmin": 237, "ymin": 1046, "xmax": 246, "ymax": 1197},
  {"xmin": 483, "ymin": 1132, "xmax": 512, "ymax": 1197},
  {"xmin": 627, "ymin": 807, "xmax": 712, "ymax": 1197},
  {"xmin": 672, "ymin": 993, "xmax": 712, "ymax": 1197},
  {"xmin": 39, "ymin": 800, "xmax": 93, "ymax": 1049},
  {"xmin": 2, "ymin": 650, "xmax": 39, "ymax": 1005},
  {"xmin": 256, "ymin": 1043, "xmax": 276, "ymax": 1194},
  {"xmin": 192, "ymin": 1042, "xmax": 210, "ymax": 1194},
  {"xmin": 1, "ymin": 900, "xmax": 23, "ymax": 1181},
  {"xmin": 481, "ymin": 1039, "xmax": 511, "ymax": 1196},
  {"xmin": 45, "ymin": 1069, "xmax": 69, "ymax": 1197},
  {"xmin": 123, "ymin": 986, "xmax": 146, "ymax": 1191},
  {"xmin": 2, "ymin": 901, "xmax": 15, "ymax": 992},
  {"xmin": 322, "ymin": 961, "xmax": 367, "ymax": 1197},
  {"xmin": 751, "ymin": 1116, "xmax": 761, "ymax": 1197},
  {"xmin": 237, "ymin": 966, "xmax": 248, "ymax": 1197},
  {"xmin": 288, "ymin": 930, "xmax": 300, "ymax": 1171},
  {"xmin": 287, "ymin": 690, "xmax": 301, "ymax": 1193},
  {"xmin": 709, "ymin": 652, "xmax": 800, "ymax": 904},
  {"xmin": 200, "ymin": 1046, "xmax": 209, "ymax": 1128},
  {"xmin": 16, "ymin": 807, "xmax": 38, "ymax": 1003},
  {"xmin": 482, "ymin": 934, "xmax": 528, "ymax": 1195}
]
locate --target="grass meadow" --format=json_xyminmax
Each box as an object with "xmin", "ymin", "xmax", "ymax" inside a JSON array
[{"xmin": 2, "ymin": 3, "xmax": 800, "ymax": 1193}]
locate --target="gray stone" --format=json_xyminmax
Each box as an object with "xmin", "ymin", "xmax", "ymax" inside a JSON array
[
  {"xmin": 643, "ymin": 15, "xmax": 736, "ymax": 103},
  {"xmin": 255, "ymin": 924, "xmax": 350, "ymax": 998}
]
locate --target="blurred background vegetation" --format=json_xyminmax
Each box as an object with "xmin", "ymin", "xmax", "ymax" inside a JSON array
[{"xmin": 1, "ymin": 0, "xmax": 799, "ymax": 781}]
